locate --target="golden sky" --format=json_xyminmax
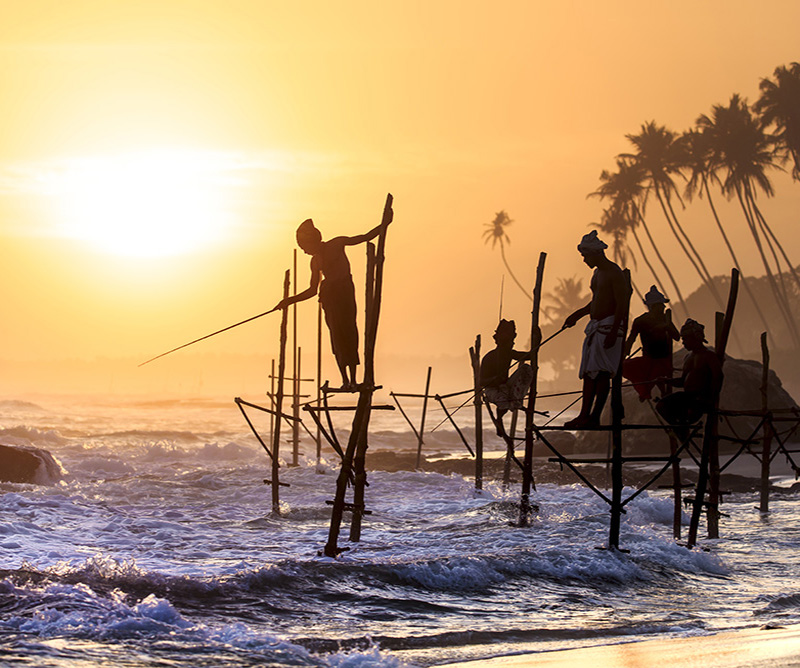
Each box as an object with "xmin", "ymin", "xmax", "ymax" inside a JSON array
[{"xmin": 1, "ymin": 0, "xmax": 799, "ymax": 396}]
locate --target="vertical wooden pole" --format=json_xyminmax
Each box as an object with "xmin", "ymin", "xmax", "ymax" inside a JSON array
[
  {"xmin": 470, "ymin": 336, "xmax": 483, "ymax": 490},
  {"xmin": 503, "ymin": 410, "xmax": 518, "ymax": 488},
  {"xmin": 316, "ymin": 302, "xmax": 323, "ymax": 463},
  {"xmin": 688, "ymin": 268, "xmax": 738, "ymax": 548},
  {"xmin": 665, "ymin": 309, "xmax": 682, "ymax": 540},
  {"xmin": 349, "ymin": 242, "xmax": 376, "ymax": 542},
  {"xmin": 759, "ymin": 332, "xmax": 773, "ymax": 513},
  {"xmin": 324, "ymin": 194, "xmax": 392, "ymax": 555},
  {"xmin": 269, "ymin": 358, "xmax": 275, "ymax": 448},
  {"xmin": 271, "ymin": 270, "xmax": 291, "ymax": 515},
  {"xmin": 520, "ymin": 252, "xmax": 546, "ymax": 526},
  {"xmin": 608, "ymin": 269, "xmax": 631, "ymax": 550},
  {"xmin": 291, "ymin": 250, "xmax": 300, "ymax": 467},
  {"xmin": 415, "ymin": 367, "xmax": 433, "ymax": 469}
]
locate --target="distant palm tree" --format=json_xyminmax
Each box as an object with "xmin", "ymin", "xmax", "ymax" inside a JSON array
[
  {"xmin": 589, "ymin": 158, "xmax": 687, "ymax": 317},
  {"xmin": 756, "ymin": 62, "xmax": 800, "ymax": 180},
  {"xmin": 698, "ymin": 94, "xmax": 800, "ymax": 348},
  {"xmin": 482, "ymin": 210, "xmax": 531, "ymax": 301},
  {"xmin": 683, "ymin": 128, "xmax": 771, "ymax": 336},
  {"xmin": 621, "ymin": 121, "xmax": 723, "ymax": 308},
  {"xmin": 543, "ymin": 276, "xmax": 589, "ymax": 324}
]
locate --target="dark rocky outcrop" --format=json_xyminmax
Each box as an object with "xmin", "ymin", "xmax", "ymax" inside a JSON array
[
  {"xmin": 0, "ymin": 443, "xmax": 64, "ymax": 484},
  {"xmin": 575, "ymin": 350, "xmax": 799, "ymax": 456}
]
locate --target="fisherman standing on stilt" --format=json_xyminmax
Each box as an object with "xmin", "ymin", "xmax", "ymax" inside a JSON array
[
  {"xmin": 274, "ymin": 217, "xmax": 389, "ymax": 390},
  {"xmin": 562, "ymin": 231, "xmax": 629, "ymax": 429}
]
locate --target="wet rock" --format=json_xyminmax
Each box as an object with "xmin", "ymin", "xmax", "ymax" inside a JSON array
[
  {"xmin": 0, "ymin": 443, "xmax": 64, "ymax": 484},
  {"xmin": 576, "ymin": 351, "xmax": 800, "ymax": 456}
]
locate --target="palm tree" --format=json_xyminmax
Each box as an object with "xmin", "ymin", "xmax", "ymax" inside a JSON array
[
  {"xmin": 621, "ymin": 121, "xmax": 724, "ymax": 308},
  {"xmin": 592, "ymin": 206, "xmax": 644, "ymax": 302},
  {"xmin": 755, "ymin": 62, "xmax": 800, "ymax": 180},
  {"xmin": 589, "ymin": 158, "xmax": 688, "ymax": 318},
  {"xmin": 482, "ymin": 210, "xmax": 531, "ymax": 301},
  {"xmin": 698, "ymin": 94, "xmax": 800, "ymax": 348},
  {"xmin": 683, "ymin": 128, "xmax": 771, "ymax": 337}
]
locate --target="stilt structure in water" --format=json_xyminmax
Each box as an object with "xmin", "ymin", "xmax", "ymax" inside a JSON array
[
  {"xmin": 390, "ymin": 366, "xmax": 434, "ymax": 469},
  {"xmin": 321, "ymin": 193, "xmax": 394, "ymax": 557}
]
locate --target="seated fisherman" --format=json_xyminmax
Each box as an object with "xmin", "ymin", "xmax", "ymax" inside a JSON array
[
  {"xmin": 656, "ymin": 318, "xmax": 724, "ymax": 426},
  {"xmin": 480, "ymin": 319, "xmax": 537, "ymax": 436},
  {"xmin": 622, "ymin": 285, "xmax": 680, "ymax": 401}
]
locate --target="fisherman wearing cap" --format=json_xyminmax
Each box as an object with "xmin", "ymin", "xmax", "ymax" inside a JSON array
[
  {"xmin": 562, "ymin": 230, "xmax": 630, "ymax": 429},
  {"xmin": 480, "ymin": 319, "xmax": 539, "ymax": 436},
  {"xmin": 274, "ymin": 217, "xmax": 389, "ymax": 390},
  {"xmin": 622, "ymin": 285, "xmax": 680, "ymax": 401},
  {"xmin": 656, "ymin": 318, "xmax": 724, "ymax": 426}
]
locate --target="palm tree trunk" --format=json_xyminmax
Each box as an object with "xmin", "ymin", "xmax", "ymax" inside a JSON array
[
  {"xmin": 702, "ymin": 176, "xmax": 772, "ymax": 340},
  {"xmin": 629, "ymin": 227, "xmax": 668, "ymax": 297},
  {"xmin": 632, "ymin": 202, "xmax": 689, "ymax": 319},
  {"xmin": 499, "ymin": 241, "xmax": 532, "ymax": 302},
  {"xmin": 736, "ymin": 184, "xmax": 800, "ymax": 349},
  {"xmin": 663, "ymin": 191, "xmax": 724, "ymax": 307},
  {"xmin": 654, "ymin": 185, "xmax": 724, "ymax": 309},
  {"xmin": 749, "ymin": 196, "xmax": 800, "ymax": 292}
]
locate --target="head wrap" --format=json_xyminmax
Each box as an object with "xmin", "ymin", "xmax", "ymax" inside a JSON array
[
  {"xmin": 577, "ymin": 230, "xmax": 608, "ymax": 254},
  {"xmin": 680, "ymin": 318, "xmax": 707, "ymax": 342},
  {"xmin": 296, "ymin": 218, "xmax": 322, "ymax": 246},
  {"xmin": 643, "ymin": 285, "xmax": 669, "ymax": 306},
  {"xmin": 494, "ymin": 319, "xmax": 516, "ymax": 340}
]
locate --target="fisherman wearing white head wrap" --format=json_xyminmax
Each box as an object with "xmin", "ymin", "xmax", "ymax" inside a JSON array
[
  {"xmin": 622, "ymin": 285, "xmax": 680, "ymax": 401},
  {"xmin": 562, "ymin": 231, "xmax": 630, "ymax": 429}
]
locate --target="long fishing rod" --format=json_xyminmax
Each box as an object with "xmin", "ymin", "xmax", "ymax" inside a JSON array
[{"xmin": 139, "ymin": 306, "xmax": 280, "ymax": 367}]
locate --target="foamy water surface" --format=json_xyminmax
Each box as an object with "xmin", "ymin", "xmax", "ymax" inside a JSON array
[{"xmin": 1, "ymin": 395, "xmax": 799, "ymax": 667}]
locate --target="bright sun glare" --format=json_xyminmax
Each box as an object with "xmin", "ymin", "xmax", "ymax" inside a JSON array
[{"xmin": 50, "ymin": 150, "xmax": 234, "ymax": 258}]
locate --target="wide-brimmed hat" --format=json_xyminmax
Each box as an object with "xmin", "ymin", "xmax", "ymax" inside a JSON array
[{"xmin": 643, "ymin": 285, "xmax": 669, "ymax": 306}]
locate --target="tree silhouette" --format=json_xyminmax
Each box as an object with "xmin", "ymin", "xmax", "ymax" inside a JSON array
[
  {"xmin": 756, "ymin": 62, "xmax": 800, "ymax": 180},
  {"xmin": 621, "ymin": 121, "xmax": 724, "ymax": 308},
  {"xmin": 482, "ymin": 210, "xmax": 531, "ymax": 301},
  {"xmin": 698, "ymin": 93, "xmax": 800, "ymax": 348}
]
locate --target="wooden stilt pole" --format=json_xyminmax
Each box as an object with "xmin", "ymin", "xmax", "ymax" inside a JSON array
[
  {"xmin": 316, "ymin": 303, "xmax": 323, "ymax": 463},
  {"xmin": 759, "ymin": 332, "xmax": 773, "ymax": 513},
  {"xmin": 688, "ymin": 268, "xmax": 738, "ymax": 548},
  {"xmin": 665, "ymin": 308, "xmax": 682, "ymax": 540},
  {"xmin": 324, "ymin": 194, "xmax": 392, "ymax": 556},
  {"xmin": 291, "ymin": 251, "xmax": 300, "ymax": 467},
  {"xmin": 470, "ymin": 337, "xmax": 483, "ymax": 491},
  {"xmin": 415, "ymin": 367, "xmax": 432, "ymax": 469},
  {"xmin": 271, "ymin": 270, "xmax": 291, "ymax": 515},
  {"xmin": 503, "ymin": 410, "xmax": 519, "ymax": 488},
  {"xmin": 608, "ymin": 269, "xmax": 631, "ymax": 550},
  {"xmin": 520, "ymin": 252, "xmax": 546, "ymax": 526}
]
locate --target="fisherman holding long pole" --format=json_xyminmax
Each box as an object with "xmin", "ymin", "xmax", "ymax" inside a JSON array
[{"xmin": 273, "ymin": 217, "xmax": 390, "ymax": 390}]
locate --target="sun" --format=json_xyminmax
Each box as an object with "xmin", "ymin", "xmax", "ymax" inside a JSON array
[{"xmin": 51, "ymin": 149, "xmax": 234, "ymax": 258}]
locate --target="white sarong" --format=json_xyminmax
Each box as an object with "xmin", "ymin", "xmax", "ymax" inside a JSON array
[{"xmin": 579, "ymin": 315, "xmax": 624, "ymax": 380}]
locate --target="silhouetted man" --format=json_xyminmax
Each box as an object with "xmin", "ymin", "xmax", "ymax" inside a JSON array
[
  {"xmin": 656, "ymin": 318, "xmax": 723, "ymax": 426},
  {"xmin": 275, "ymin": 217, "xmax": 388, "ymax": 389},
  {"xmin": 562, "ymin": 231, "xmax": 629, "ymax": 429},
  {"xmin": 622, "ymin": 285, "xmax": 680, "ymax": 401},
  {"xmin": 480, "ymin": 319, "xmax": 538, "ymax": 436}
]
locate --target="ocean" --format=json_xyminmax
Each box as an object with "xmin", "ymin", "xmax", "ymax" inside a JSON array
[{"xmin": 1, "ymin": 394, "xmax": 799, "ymax": 667}]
